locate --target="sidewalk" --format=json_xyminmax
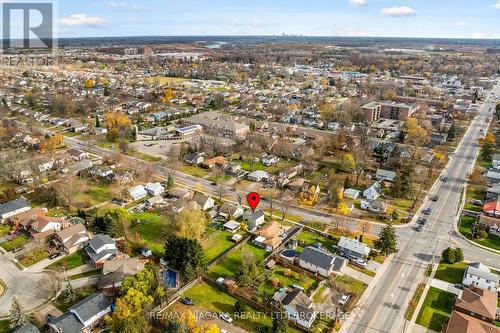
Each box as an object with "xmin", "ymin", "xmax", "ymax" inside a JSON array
[{"xmin": 430, "ymin": 278, "xmax": 461, "ymax": 296}]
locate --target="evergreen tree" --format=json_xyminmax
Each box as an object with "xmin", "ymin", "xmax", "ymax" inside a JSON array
[
  {"xmin": 272, "ymin": 302, "xmax": 288, "ymax": 333},
  {"xmin": 9, "ymin": 297, "xmax": 28, "ymax": 330},
  {"xmin": 234, "ymin": 299, "xmax": 245, "ymax": 316},
  {"xmin": 167, "ymin": 174, "xmax": 174, "ymax": 191},
  {"xmin": 95, "ymin": 115, "xmax": 100, "ymax": 128},
  {"xmin": 62, "ymin": 282, "xmax": 77, "ymax": 303},
  {"xmin": 447, "ymin": 124, "xmax": 456, "ymax": 141},
  {"xmin": 481, "ymin": 142, "xmax": 494, "ymax": 161},
  {"xmin": 374, "ymin": 224, "xmax": 398, "ymax": 256}
]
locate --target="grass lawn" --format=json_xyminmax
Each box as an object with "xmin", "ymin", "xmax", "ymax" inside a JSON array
[
  {"xmin": 95, "ymin": 139, "xmax": 161, "ymax": 162},
  {"xmin": 463, "ymin": 203, "xmax": 482, "ymax": 212},
  {"xmin": 144, "ymin": 76, "xmax": 188, "ymax": 86},
  {"xmin": 333, "ymin": 275, "xmax": 367, "ymax": 304},
  {"xmin": 63, "ymin": 131, "xmax": 82, "ymax": 137},
  {"xmin": 0, "ymin": 181, "xmax": 17, "ymax": 193},
  {"xmin": 0, "ymin": 234, "xmax": 29, "ymax": 251},
  {"xmin": 405, "ymin": 283, "xmax": 425, "ymax": 320},
  {"xmin": 0, "ymin": 224, "xmax": 11, "ymax": 237},
  {"xmin": 53, "ymin": 285, "xmax": 98, "ymax": 312},
  {"xmin": 459, "ymin": 215, "xmax": 500, "ymax": 251},
  {"xmin": 434, "ymin": 261, "xmax": 466, "ymax": 284},
  {"xmin": 202, "ymin": 231, "xmax": 239, "ymax": 263},
  {"xmin": 208, "ymin": 243, "xmax": 268, "ymax": 279},
  {"xmin": 75, "ymin": 182, "xmax": 114, "ymax": 207},
  {"xmin": 46, "ymin": 250, "xmax": 86, "ymax": 271},
  {"xmin": 416, "ymin": 287, "xmax": 455, "ymax": 331},
  {"xmin": 240, "ymin": 161, "xmax": 281, "ymax": 175},
  {"xmin": 180, "ymin": 165, "xmax": 211, "ymax": 178},
  {"xmin": 130, "ymin": 212, "xmax": 171, "ymax": 255},
  {"xmin": 296, "ymin": 230, "xmax": 337, "ymax": 252},
  {"xmin": 466, "ymin": 186, "xmax": 486, "ymax": 201},
  {"xmin": 185, "ymin": 282, "xmax": 275, "ymax": 332},
  {"xmin": 260, "ymin": 265, "xmax": 318, "ymax": 298},
  {"xmin": 68, "ymin": 269, "xmax": 101, "ymax": 280},
  {"xmin": 392, "ymin": 197, "xmax": 413, "ymax": 214},
  {"xmin": 0, "ymin": 320, "xmax": 10, "ymax": 333},
  {"xmin": 17, "ymin": 247, "xmax": 50, "ymax": 267},
  {"xmin": 348, "ymin": 263, "xmax": 376, "ymax": 277}
]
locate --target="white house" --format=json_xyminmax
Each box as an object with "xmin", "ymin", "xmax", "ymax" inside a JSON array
[
  {"xmin": 245, "ymin": 209, "xmax": 266, "ymax": 231},
  {"xmin": 247, "ymin": 170, "xmax": 269, "ymax": 182},
  {"xmin": 343, "ymin": 188, "xmax": 360, "ymax": 200},
  {"xmin": 145, "ymin": 182, "xmax": 165, "ymax": 196},
  {"xmin": 338, "ymin": 236, "xmax": 371, "ymax": 260},
  {"xmin": 462, "ymin": 262, "xmax": 499, "ymax": 292},
  {"xmin": 375, "ymin": 169, "xmax": 396, "ymax": 182},
  {"xmin": 297, "ymin": 246, "xmax": 347, "ymax": 277},
  {"xmin": 492, "ymin": 153, "xmax": 500, "ymax": 169},
  {"xmin": 222, "ymin": 220, "xmax": 241, "ymax": 234},
  {"xmin": 363, "ymin": 181, "xmax": 381, "ymax": 201},
  {"xmin": 194, "ymin": 193, "xmax": 215, "ymax": 211},
  {"xmin": 85, "ymin": 234, "xmax": 118, "ymax": 266},
  {"xmin": 262, "ymin": 154, "xmax": 279, "ymax": 166},
  {"xmin": 127, "ymin": 185, "xmax": 147, "ymax": 201},
  {"xmin": 0, "ymin": 198, "xmax": 31, "ymax": 223},
  {"xmin": 273, "ymin": 288, "xmax": 316, "ymax": 329},
  {"xmin": 219, "ymin": 202, "xmax": 244, "ymax": 220}
]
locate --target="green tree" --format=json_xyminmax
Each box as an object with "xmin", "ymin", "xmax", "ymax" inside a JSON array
[
  {"xmin": 61, "ymin": 282, "xmax": 77, "ymax": 304},
  {"xmin": 374, "ymin": 224, "xmax": 398, "ymax": 256},
  {"xmin": 164, "ymin": 236, "xmax": 206, "ymax": 279},
  {"xmin": 9, "ymin": 297, "xmax": 29, "ymax": 330},
  {"xmin": 234, "ymin": 299, "xmax": 245, "ymax": 315},
  {"xmin": 392, "ymin": 162, "xmax": 414, "ymax": 198},
  {"xmin": 441, "ymin": 247, "xmax": 456, "ymax": 264},
  {"xmin": 166, "ymin": 174, "xmax": 174, "ymax": 191},
  {"xmin": 96, "ymin": 115, "xmax": 101, "ymax": 128},
  {"xmin": 481, "ymin": 142, "xmax": 494, "ymax": 161},
  {"xmin": 447, "ymin": 123, "xmax": 456, "ymax": 141},
  {"xmin": 271, "ymin": 302, "xmax": 288, "ymax": 333},
  {"xmin": 455, "ymin": 247, "xmax": 464, "ymax": 263}
]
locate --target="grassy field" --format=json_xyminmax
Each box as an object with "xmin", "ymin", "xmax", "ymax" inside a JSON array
[
  {"xmin": 208, "ymin": 243, "xmax": 268, "ymax": 279},
  {"xmin": 240, "ymin": 161, "xmax": 282, "ymax": 175},
  {"xmin": 459, "ymin": 215, "xmax": 500, "ymax": 251},
  {"xmin": 18, "ymin": 247, "xmax": 50, "ymax": 267},
  {"xmin": 130, "ymin": 212, "xmax": 171, "ymax": 255},
  {"xmin": 202, "ymin": 231, "xmax": 238, "ymax": 263},
  {"xmin": 416, "ymin": 287, "xmax": 455, "ymax": 331},
  {"xmin": 434, "ymin": 261, "xmax": 466, "ymax": 284},
  {"xmin": 0, "ymin": 234, "xmax": 29, "ymax": 251},
  {"xmin": 46, "ymin": 250, "xmax": 86, "ymax": 271},
  {"xmin": 0, "ymin": 182, "xmax": 18, "ymax": 193},
  {"xmin": 144, "ymin": 76, "xmax": 188, "ymax": 86},
  {"xmin": 180, "ymin": 165, "xmax": 210, "ymax": 178},
  {"xmin": 333, "ymin": 275, "xmax": 367, "ymax": 305},
  {"xmin": 68, "ymin": 269, "xmax": 101, "ymax": 280},
  {"xmin": 75, "ymin": 182, "xmax": 114, "ymax": 207},
  {"xmin": 185, "ymin": 282, "xmax": 275, "ymax": 332},
  {"xmin": 466, "ymin": 185, "xmax": 486, "ymax": 201},
  {"xmin": 259, "ymin": 265, "xmax": 318, "ymax": 298}
]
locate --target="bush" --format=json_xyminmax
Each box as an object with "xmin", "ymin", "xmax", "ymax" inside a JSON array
[
  {"xmin": 442, "ymin": 247, "xmax": 456, "ymax": 264},
  {"xmin": 477, "ymin": 230, "xmax": 488, "ymax": 239},
  {"xmin": 455, "ymin": 248, "xmax": 464, "ymax": 262}
]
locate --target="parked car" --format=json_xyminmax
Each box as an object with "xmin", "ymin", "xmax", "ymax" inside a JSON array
[
  {"xmin": 454, "ymin": 283, "xmax": 465, "ymax": 290},
  {"xmin": 422, "ymin": 208, "xmax": 432, "ymax": 215},
  {"xmin": 441, "ymin": 176, "xmax": 448, "ymax": 182},
  {"xmin": 182, "ymin": 297, "xmax": 193, "ymax": 306},
  {"xmin": 49, "ymin": 252, "xmax": 62, "ymax": 260},
  {"xmin": 472, "ymin": 200, "xmax": 484, "ymax": 206},
  {"xmin": 339, "ymin": 294, "xmax": 350, "ymax": 305},
  {"xmin": 417, "ymin": 218, "xmax": 427, "ymax": 225},
  {"xmin": 46, "ymin": 314, "xmax": 55, "ymax": 322},
  {"xmin": 430, "ymin": 195, "xmax": 439, "ymax": 201},
  {"xmin": 220, "ymin": 313, "xmax": 233, "ymax": 323},
  {"xmin": 351, "ymin": 259, "xmax": 367, "ymax": 268},
  {"xmin": 415, "ymin": 225, "xmax": 423, "ymax": 232}
]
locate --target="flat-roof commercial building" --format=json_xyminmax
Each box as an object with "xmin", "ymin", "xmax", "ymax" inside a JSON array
[{"xmin": 362, "ymin": 101, "xmax": 419, "ymax": 122}]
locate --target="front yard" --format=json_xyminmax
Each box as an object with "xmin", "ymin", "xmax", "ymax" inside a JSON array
[
  {"xmin": 434, "ymin": 261, "xmax": 466, "ymax": 284},
  {"xmin": 0, "ymin": 234, "xmax": 29, "ymax": 251},
  {"xmin": 46, "ymin": 249, "xmax": 86, "ymax": 271},
  {"xmin": 17, "ymin": 247, "xmax": 50, "ymax": 267},
  {"xmin": 53, "ymin": 285, "xmax": 98, "ymax": 312},
  {"xmin": 459, "ymin": 215, "xmax": 500, "ymax": 252},
  {"xmin": 416, "ymin": 287, "xmax": 455, "ymax": 331},
  {"xmin": 180, "ymin": 165, "xmax": 210, "ymax": 178}
]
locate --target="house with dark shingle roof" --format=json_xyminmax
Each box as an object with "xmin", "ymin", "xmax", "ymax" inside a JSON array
[
  {"xmin": 297, "ymin": 246, "xmax": 347, "ymax": 277},
  {"xmin": 49, "ymin": 293, "xmax": 111, "ymax": 333},
  {"xmin": 0, "ymin": 198, "xmax": 31, "ymax": 223},
  {"xmin": 13, "ymin": 324, "xmax": 41, "ymax": 333},
  {"xmin": 85, "ymin": 234, "xmax": 120, "ymax": 267},
  {"xmin": 273, "ymin": 288, "xmax": 316, "ymax": 329}
]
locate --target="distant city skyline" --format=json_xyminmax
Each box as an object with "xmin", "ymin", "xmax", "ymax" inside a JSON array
[{"xmin": 14, "ymin": 0, "xmax": 500, "ymax": 39}]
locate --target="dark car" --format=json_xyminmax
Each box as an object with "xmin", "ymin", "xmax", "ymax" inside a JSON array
[
  {"xmin": 46, "ymin": 314, "xmax": 56, "ymax": 322},
  {"xmin": 430, "ymin": 195, "xmax": 439, "ymax": 202},
  {"xmin": 415, "ymin": 225, "xmax": 423, "ymax": 232},
  {"xmin": 417, "ymin": 218, "xmax": 427, "ymax": 225},
  {"xmin": 454, "ymin": 284, "xmax": 465, "ymax": 290},
  {"xmin": 182, "ymin": 297, "xmax": 193, "ymax": 306},
  {"xmin": 422, "ymin": 208, "xmax": 432, "ymax": 215},
  {"xmin": 441, "ymin": 176, "xmax": 448, "ymax": 182},
  {"xmin": 49, "ymin": 252, "xmax": 62, "ymax": 260}
]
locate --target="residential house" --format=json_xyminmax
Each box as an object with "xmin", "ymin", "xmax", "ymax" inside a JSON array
[
  {"xmin": 462, "ymin": 262, "xmax": 499, "ymax": 292},
  {"xmin": 338, "ymin": 237, "xmax": 371, "ymax": 260},
  {"xmin": 54, "ymin": 223, "xmax": 91, "ymax": 254},
  {"xmin": 482, "ymin": 199, "xmax": 500, "ymax": 218},
  {"xmin": 66, "ymin": 148, "xmax": 89, "ymax": 161},
  {"xmin": 445, "ymin": 311, "xmax": 500, "ymax": 333},
  {"xmin": 146, "ymin": 195, "xmax": 164, "ymax": 207},
  {"xmin": 273, "ymin": 288, "xmax": 316, "ymax": 329},
  {"xmin": 145, "ymin": 182, "xmax": 165, "ymax": 196},
  {"xmin": 49, "ymin": 293, "xmax": 111, "ymax": 333},
  {"xmin": 7, "ymin": 208, "xmax": 46, "ymax": 228},
  {"xmin": 170, "ymin": 188, "xmax": 193, "ymax": 200},
  {"xmin": 98, "ymin": 258, "xmax": 145, "ymax": 290},
  {"xmin": 222, "ymin": 220, "xmax": 241, "ymax": 234},
  {"xmin": 247, "ymin": 170, "xmax": 269, "ymax": 182},
  {"xmin": 454, "ymin": 286, "xmax": 497, "ymax": 323},
  {"xmin": 85, "ymin": 234, "xmax": 120, "ymax": 267},
  {"xmin": 219, "ymin": 202, "xmax": 244, "ymax": 220},
  {"xmin": 65, "ymin": 159, "xmax": 93, "ymax": 175},
  {"xmin": 194, "ymin": 193, "xmax": 215, "ymax": 211},
  {"xmin": 485, "ymin": 171, "xmax": 500, "ymax": 185},
  {"xmin": 297, "ymin": 246, "xmax": 347, "ymax": 277},
  {"xmin": 127, "ymin": 185, "xmax": 147, "ymax": 201},
  {"xmin": 279, "ymin": 164, "xmax": 303, "ymax": 180},
  {"xmin": 375, "ymin": 169, "xmax": 396, "ymax": 182},
  {"xmin": 360, "ymin": 200, "xmax": 388, "ymax": 214},
  {"xmin": 0, "ymin": 198, "xmax": 31, "ymax": 223},
  {"xmin": 183, "ymin": 152, "xmax": 205, "ymax": 165},
  {"xmin": 262, "ymin": 154, "xmax": 279, "ymax": 166},
  {"xmin": 492, "ymin": 154, "xmax": 500, "ymax": 169},
  {"xmin": 13, "ymin": 324, "xmax": 40, "ymax": 333},
  {"xmin": 245, "ymin": 209, "xmax": 266, "ymax": 231},
  {"xmin": 363, "ymin": 182, "xmax": 381, "ymax": 201},
  {"xmin": 20, "ymin": 215, "xmax": 65, "ymax": 241},
  {"xmin": 478, "ymin": 215, "xmax": 500, "ymax": 235},
  {"xmin": 200, "ymin": 156, "xmax": 227, "ymax": 169},
  {"xmin": 253, "ymin": 222, "xmax": 289, "ymax": 251},
  {"xmin": 343, "ymin": 188, "xmax": 360, "ymax": 200}
]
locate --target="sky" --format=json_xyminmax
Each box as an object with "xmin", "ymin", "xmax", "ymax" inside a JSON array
[{"xmin": 12, "ymin": 0, "xmax": 500, "ymax": 39}]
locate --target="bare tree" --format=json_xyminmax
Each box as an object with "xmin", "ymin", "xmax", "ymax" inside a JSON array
[
  {"xmin": 215, "ymin": 184, "xmax": 227, "ymax": 202},
  {"xmin": 54, "ymin": 174, "xmax": 86, "ymax": 208},
  {"xmin": 359, "ymin": 221, "xmax": 372, "ymax": 237},
  {"xmin": 279, "ymin": 190, "xmax": 292, "ymax": 221},
  {"xmin": 35, "ymin": 273, "xmax": 63, "ymax": 301}
]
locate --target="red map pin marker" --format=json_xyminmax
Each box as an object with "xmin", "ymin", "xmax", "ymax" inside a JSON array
[{"xmin": 247, "ymin": 192, "xmax": 261, "ymax": 212}]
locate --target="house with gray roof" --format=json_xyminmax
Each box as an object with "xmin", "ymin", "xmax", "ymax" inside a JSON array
[
  {"xmin": 0, "ymin": 198, "xmax": 31, "ymax": 223},
  {"xmin": 363, "ymin": 181, "xmax": 381, "ymax": 200},
  {"xmin": 338, "ymin": 236, "xmax": 371, "ymax": 260},
  {"xmin": 99, "ymin": 257, "xmax": 145, "ymax": 290},
  {"xmin": 13, "ymin": 324, "xmax": 40, "ymax": 333},
  {"xmin": 297, "ymin": 246, "xmax": 347, "ymax": 277},
  {"xmin": 375, "ymin": 168, "xmax": 397, "ymax": 182},
  {"xmin": 85, "ymin": 234, "xmax": 119, "ymax": 267},
  {"xmin": 273, "ymin": 288, "xmax": 316, "ymax": 329},
  {"xmin": 462, "ymin": 262, "xmax": 499, "ymax": 292},
  {"xmin": 49, "ymin": 293, "xmax": 111, "ymax": 333}
]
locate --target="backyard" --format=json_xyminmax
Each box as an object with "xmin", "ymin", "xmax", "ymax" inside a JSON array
[
  {"xmin": 53, "ymin": 285, "xmax": 98, "ymax": 312},
  {"xmin": 416, "ymin": 287, "xmax": 455, "ymax": 331},
  {"xmin": 202, "ymin": 230, "xmax": 240, "ymax": 263},
  {"xmin": 180, "ymin": 164, "xmax": 211, "ymax": 178},
  {"xmin": 259, "ymin": 265, "xmax": 319, "ymax": 298},
  {"xmin": 295, "ymin": 230, "xmax": 337, "ymax": 252},
  {"xmin": 129, "ymin": 212, "xmax": 172, "ymax": 256},
  {"xmin": 74, "ymin": 182, "xmax": 115, "ymax": 208},
  {"xmin": 208, "ymin": 243, "xmax": 268, "ymax": 279}
]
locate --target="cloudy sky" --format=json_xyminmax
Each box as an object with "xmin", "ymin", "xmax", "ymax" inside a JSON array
[{"xmin": 48, "ymin": 0, "xmax": 500, "ymax": 38}]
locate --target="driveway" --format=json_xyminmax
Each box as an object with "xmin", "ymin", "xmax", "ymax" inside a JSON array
[
  {"xmin": 430, "ymin": 279, "xmax": 462, "ymax": 296},
  {"xmin": 25, "ymin": 253, "xmax": 69, "ymax": 273},
  {"xmin": 342, "ymin": 266, "xmax": 373, "ymax": 285},
  {"xmin": 0, "ymin": 253, "xmax": 49, "ymax": 317}
]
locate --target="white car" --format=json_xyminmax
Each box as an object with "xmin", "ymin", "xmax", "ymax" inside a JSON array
[
  {"xmin": 221, "ymin": 330, "xmax": 230, "ymax": 333},
  {"xmin": 339, "ymin": 294, "xmax": 350, "ymax": 305},
  {"xmin": 220, "ymin": 313, "xmax": 233, "ymax": 323}
]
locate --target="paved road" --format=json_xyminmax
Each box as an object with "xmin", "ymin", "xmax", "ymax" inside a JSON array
[
  {"xmin": 342, "ymin": 82, "xmax": 500, "ymax": 333},
  {"xmin": 0, "ymin": 254, "xmax": 49, "ymax": 317}
]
